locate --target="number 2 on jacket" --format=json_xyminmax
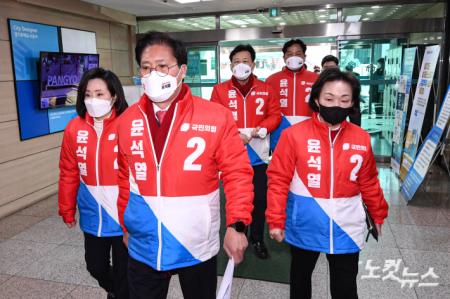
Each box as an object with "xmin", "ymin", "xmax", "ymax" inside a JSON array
[
  {"xmin": 350, "ymin": 154, "xmax": 363, "ymax": 181},
  {"xmin": 255, "ymin": 98, "xmax": 264, "ymax": 115},
  {"xmin": 183, "ymin": 137, "xmax": 206, "ymax": 171}
]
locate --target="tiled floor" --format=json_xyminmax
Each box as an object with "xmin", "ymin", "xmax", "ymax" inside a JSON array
[{"xmin": 0, "ymin": 166, "xmax": 448, "ymax": 298}]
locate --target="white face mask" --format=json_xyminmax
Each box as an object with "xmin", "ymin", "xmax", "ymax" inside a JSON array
[
  {"xmin": 232, "ymin": 63, "xmax": 252, "ymax": 81},
  {"xmin": 84, "ymin": 98, "xmax": 113, "ymax": 118},
  {"xmin": 286, "ymin": 56, "xmax": 304, "ymax": 71},
  {"xmin": 142, "ymin": 69, "xmax": 182, "ymax": 103}
]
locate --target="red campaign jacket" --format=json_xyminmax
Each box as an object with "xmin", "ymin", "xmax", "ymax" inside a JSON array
[
  {"xmin": 116, "ymin": 86, "xmax": 254, "ymax": 271},
  {"xmin": 266, "ymin": 67, "xmax": 318, "ymax": 117},
  {"xmin": 210, "ymin": 77, "xmax": 281, "ymax": 132},
  {"xmin": 211, "ymin": 77, "xmax": 281, "ymax": 165},
  {"xmin": 266, "ymin": 113, "xmax": 388, "ymax": 254},
  {"xmin": 58, "ymin": 109, "xmax": 123, "ymax": 237}
]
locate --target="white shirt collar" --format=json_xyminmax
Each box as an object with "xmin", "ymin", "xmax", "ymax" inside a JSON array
[{"xmin": 153, "ymin": 102, "xmax": 170, "ymax": 114}]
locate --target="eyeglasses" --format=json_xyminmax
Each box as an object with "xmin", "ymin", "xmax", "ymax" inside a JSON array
[{"xmin": 140, "ymin": 63, "xmax": 179, "ymax": 77}]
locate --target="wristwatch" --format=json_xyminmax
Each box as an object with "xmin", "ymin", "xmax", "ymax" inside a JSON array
[{"xmin": 228, "ymin": 221, "xmax": 248, "ymax": 233}]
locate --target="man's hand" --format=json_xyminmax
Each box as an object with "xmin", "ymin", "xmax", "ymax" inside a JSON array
[
  {"xmin": 65, "ymin": 220, "xmax": 77, "ymax": 228},
  {"xmin": 239, "ymin": 133, "xmax": 251, "ymax": 145},
  {"xmin": 251, "ymin": 126, "xmax": 261, "ymax": 138},
  {"xmin": 223, "ymin": 227, "xmax": 248, "ymax": 265},
  {"xmin": 269, "ymin": 228, "xmax": 285, "ymax": 242},
  {"xmin": 375, "ymin": 223, "xmax": 382, "ymax": 236},
  {"xmin": 123, "ymin": 231, "xmax": 129, "ymax": 247}
]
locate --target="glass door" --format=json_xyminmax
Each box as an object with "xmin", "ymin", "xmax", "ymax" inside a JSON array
[
  {"xmin": 338, "ymin": 38, "xmax": 405, "ymax": 158},
  {"xmin": 185, "ymin": 45, "xmax": 218, "ymax": 100}
]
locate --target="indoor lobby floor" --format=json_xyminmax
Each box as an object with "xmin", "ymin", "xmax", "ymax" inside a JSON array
[{"xmin": 0, "ymin": 166, "xmax": 448, "ymax": 299}]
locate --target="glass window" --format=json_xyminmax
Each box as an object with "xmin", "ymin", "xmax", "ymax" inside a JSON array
[
  {"xmin": 343, "ymin": 2, "xmax": 444, "ymax": 23},
  {"xmin": 219, "ymin": 37, "xmax": 337, "ymax": 82},
  {"xmin": 339, "ymin": 39, "xmax": 407, "ymax": 157},
  {"xmin": 185, "ymin": 46, "xmax": 217, "ymax": 99},
  {"xmin": 137, "ymin": 16, "xmax": 215, "ymax": 33},
  {"xmin": 220, "ymin": 9, "xmax": 337, "ymax": 29}
]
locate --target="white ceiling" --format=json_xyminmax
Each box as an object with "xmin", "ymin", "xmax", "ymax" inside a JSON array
[{"xmin": 82, "ymin": 0, "xmax": 397, "ymax": 17}]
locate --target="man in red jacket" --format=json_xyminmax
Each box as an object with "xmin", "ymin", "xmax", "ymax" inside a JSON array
[
  {"xmin": 211, "ymin": 44, "xmax": 281, "ymax": 259},
  {"xmin": 116, "ymin": 32, "xmax": 254, "ymax": 299},
  {"xmin": 266, "ymin": 39, "xmax": 319, "ymax": 151}
]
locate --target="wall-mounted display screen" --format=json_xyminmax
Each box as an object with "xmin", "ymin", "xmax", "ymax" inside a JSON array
[{"xmin": 39, "ymin": 52, "xmax": 99, "ymax": 109}]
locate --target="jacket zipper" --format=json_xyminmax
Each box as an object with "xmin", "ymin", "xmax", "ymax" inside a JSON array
[
  {"xmin": 234, "ymin": 86, "xmax": 255, "ymax": 129},
  {"xmin": 328, "ymin": 126, "xmax": 342, "ymax": 254},
  {"xmin": 293, "ymin": 72, "xmax": 297, "ymax": 116},
  {"xmin": 138, "ymin": 104, "xmax": 178, "ymax": 271},
  {"xmin": 87, "ymin": 122, "xmax": 103, "ymax": 237}
]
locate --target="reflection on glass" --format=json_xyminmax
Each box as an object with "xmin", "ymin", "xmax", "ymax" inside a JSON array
[
  {"xmin": 339, "ymin": 39, "xmax": 406, "ymax": 157},
  {"xmin": 185, "ymin": 46, "xmax": 217, "ymax": 99}
]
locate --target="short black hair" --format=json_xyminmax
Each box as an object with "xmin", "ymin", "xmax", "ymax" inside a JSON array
[
  {"xmin": 321, "ymin": 55, "xmax": 339, "ymax": 67},
  {"xmin": 282, "ymin": 39, "xmax": 307, "ymax": 55},
  {"xmin": 76, "ymin": 68, "xmax": 128, "ymax": 118},
  {"xmin": 135, "ymin": 31, "xmax": 187, "ymax": 66},
  {"xmin": 229, "ymin": 44, "xmax": 256, "ymax": 62},
  {"xmin": 309, "ymin": 68, "xmax": 361, "ymax": 113}
]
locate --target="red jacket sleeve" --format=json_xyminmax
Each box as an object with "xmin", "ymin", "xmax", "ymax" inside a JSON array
[
  {"xmin": 215, "ymin": 108, "xmax": 254, "ymax": 226},
  {"xmin": 266, "ymin": 131, "xmax": 296, "ymax": 230},
  {"xmin": 58, "ymin": 126, "xmax": 80, "ymax": 224},
  {"xmin": 259, "ymin": 84, "xmax": 281, "ymax": 133},
  {"xmin": 117, "ymin": 131, "xmax": 130, "ymax": 232},
  {"xmin": 358, "ymin": 141, "xmax": 389, "ymax": 224},
  {"xmin": 210, "ymin": 86, "xmax": 222, "ymax": 105}
]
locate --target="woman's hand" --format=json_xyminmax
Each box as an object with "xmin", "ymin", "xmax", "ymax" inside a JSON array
[
  {"xmin": 269, "ymin": 228, "xmax": 285, "ymax": 242},
  {"xmin": 123, "ymin": 232, "xmax": 129, "ymax": 248},
  {"xmin": 375, "ymin": 223, "xmax": 382, "ymax": 236},
  {"xmin": 65, "ymin": 220, "xmax": 77, "ymax": 228}
]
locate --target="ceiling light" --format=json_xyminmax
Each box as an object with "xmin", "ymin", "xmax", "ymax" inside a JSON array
[
  {"xmin": 319, "ymin": 20, "xmax": 326, "ymax": 23},
  {"xmin": 222, "ymin": 15, "xmax": 230, "ymax": 18},
  {"xmin": 371, "ymin": 6, "xmax": 381, "ymax": 9},
  {"xmin": 279, "ymin": 22, "xmax": 286, "ymax": 25},
  {"xmin": 175, "ymin": 0, "xmax": 200, "ymax": 3},
  {"xmin": 319, "ymin": 15, "xmax": 326, "ymax": 18},
  {"xmin": 240, "ymin": 25, "xmax": 247, "ymax": 28},
  {"xmin": 177, "ymin": 18, "xmax": 185, "ymax": 21},
  {"xmin": 362, "ymin": 18, "xmax": 370, "ymax": 21},
  {"xmin": 244, "ymin": 18, "xmax": 262, "ymax": 24},
  {"xmin": 319, "ymin": 9, "xmax": 326, "ymax": 12},
  {"xmin": 275, "ymin": 17, "xmax": 281, "ymax": 20},
  {"xmin": 345, "ymin": 15, "xmax": 361, "ymax": 22},
  {"xmin": 228, "ymin": 19, "xmax": 249, "ymax": 25},
  {"xmin": 367, "ymin": 12, "xmax": 374, "ymax": 15},
  {"xmin": 192, "ymin": 23, "xmax": 199, "ymax": 26}
]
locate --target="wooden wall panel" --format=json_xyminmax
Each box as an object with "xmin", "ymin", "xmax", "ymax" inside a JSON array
[
  {"xmin": 119, "ymin": 77, "xmax": 133, "ymax": 86},
  {"xmin": 0, "ymin": 148, "xmax": 60, "ymax": 207},
  {"xmin": 110, "ymin": 23, "xmax": 129, "ymax": 51},
  {"xmin": 0, "ymin": 183, "xmax": 57, "ymax": 219},
  {"xmin": 0, "ymin": 81, "xmax": 17, "ymax": 122},
  {"xmin": 0, "ymin": 41, "xmax": 13, "ymax": 82},
  {"xmin": 98, "ymin": 49, "xmax": 113, "ymax": 70},
  {"xmin": 0, "ymin": 1, "xmax": 111, "ymax": 49},
  {"xmin": 0, "ymin": 0, "xmax": 135, "ymax": 219},
  {"xmin": 112, "ymin": 50, "xmax": 132, "ymax": 77},
  {"xmin": 0, "ymin": 121, "xmax": 63, "ymax": 164}
]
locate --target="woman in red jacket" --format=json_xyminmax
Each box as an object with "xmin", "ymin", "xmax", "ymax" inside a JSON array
[
  {"xmin": 266, "ymin": 68, "xmax": 388, "ymax": 299},
  {"xmin": 58, "ymin": 68, "xmax": 129, "ymax": 299}
]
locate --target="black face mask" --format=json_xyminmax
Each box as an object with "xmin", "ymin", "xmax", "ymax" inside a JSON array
[{"xmin": 319, "ymin": 104, "xmax": 352, "ymax": 125}]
